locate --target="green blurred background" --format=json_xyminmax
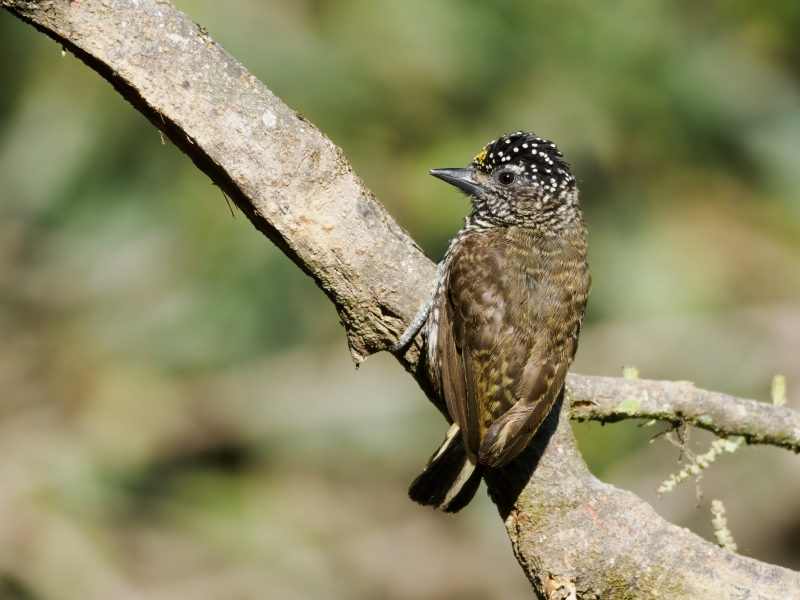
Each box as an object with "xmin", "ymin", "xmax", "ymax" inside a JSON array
[{"xmin": 1, "ymin": 1, "xmax": 800, "ymax": 598}]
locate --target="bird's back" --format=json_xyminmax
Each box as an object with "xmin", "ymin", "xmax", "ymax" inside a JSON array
[{"xmin": 429, "ymin": 223, "xmax": 589, "ymax": 467}]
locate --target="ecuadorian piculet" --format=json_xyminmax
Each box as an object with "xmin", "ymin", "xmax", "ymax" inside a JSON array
[{"xmin": 394, "ymin": 131, "xmax": 591, "ymax": 513}]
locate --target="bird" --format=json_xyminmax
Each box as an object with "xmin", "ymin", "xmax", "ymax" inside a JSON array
[{"xmin": 394, "ymin": 131, "xmax": 591, "ymax": 513}]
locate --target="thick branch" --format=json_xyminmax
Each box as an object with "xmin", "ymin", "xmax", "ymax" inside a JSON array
[
  {"xmin": 2, "ymin": 0, "xmax": 436, "ymax": 372},
  {"xmin": 485, "ymin": 398, "xmax": 800, "ymax": 600},
  {"xmin": 567, "ymin": 375, "xmax": 800, "ymax": 452},
  {"xmin": 4, "ymin": 1, "xmax": 798, "ymax": 597}
]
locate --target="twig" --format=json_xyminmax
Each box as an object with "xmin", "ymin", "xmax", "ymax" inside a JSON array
[{"xmin": 568, "ymin": 375, "xmax": 800, "ymax": 452}]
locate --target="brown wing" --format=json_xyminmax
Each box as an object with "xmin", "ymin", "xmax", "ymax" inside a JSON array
[
  {"xmin": 437, "ymin": 296, "xmax": 469, "ymax": 436},
  {"xmin": 438, "ymin": 227, "xmax": 589, "ymax": 468}
]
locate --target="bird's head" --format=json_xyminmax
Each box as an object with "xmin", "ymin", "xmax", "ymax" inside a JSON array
[{"xmin": 431, "ymin": 131, "xmax": 579, "ymax": 227}]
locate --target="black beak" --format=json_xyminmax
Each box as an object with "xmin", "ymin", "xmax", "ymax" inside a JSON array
[{"xmin": 430, "ymin": 168, "xmax": 483, "ymax": 198}]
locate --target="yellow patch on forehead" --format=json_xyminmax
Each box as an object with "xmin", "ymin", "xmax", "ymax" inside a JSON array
[{"xmin": 473, "ymin": 146, "xmax": 488, "ymax": 167}]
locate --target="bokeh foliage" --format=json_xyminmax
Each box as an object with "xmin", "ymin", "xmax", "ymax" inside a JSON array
[{"xmin": 1, "ymin": 1, "xmax": 799, "ymax": 598}]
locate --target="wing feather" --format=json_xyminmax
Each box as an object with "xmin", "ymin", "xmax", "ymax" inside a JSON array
[
  {"xmin": 438, "ymin": 295, "xmax": 469, "ymax": 437},
  {"xmin": 437, "ymin": 226, "xmax": 589, "ymax": 469}
]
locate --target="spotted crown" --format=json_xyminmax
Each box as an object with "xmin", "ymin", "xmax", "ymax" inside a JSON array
[{"xmin": 471, "ymin": 131, "xmax": 576, "ymax": 193}]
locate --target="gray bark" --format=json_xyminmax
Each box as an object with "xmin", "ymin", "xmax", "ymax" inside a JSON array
[{"xmin": 3, "ymin": 1, "xmax": 799, "ymax": 597}]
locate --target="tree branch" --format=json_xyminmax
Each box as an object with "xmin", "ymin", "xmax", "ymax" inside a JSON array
[
  {"xmin": 4, "ymin": 1, "xmax": 799, "ymax": 597},
  {"xmin": 567, "ymin": 375, "xmax": 800, "ymax": 452},
  {"xmin": 484, "ymin": 396, "xmax": 799, "ymax": 600}
]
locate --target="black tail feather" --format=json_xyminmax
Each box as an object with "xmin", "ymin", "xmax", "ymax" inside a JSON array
[{"xmin": 408, "ymin": 425, "xmax": 484, "ymax": 513}]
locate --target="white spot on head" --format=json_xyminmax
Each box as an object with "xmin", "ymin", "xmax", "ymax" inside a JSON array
[
  {"xmin": 262, "ymin": 110, "xmax": 277, "ymax": 128},
  {"xmin": 513, "ymin": 147, "xmax": 519, "ymax": 152}
]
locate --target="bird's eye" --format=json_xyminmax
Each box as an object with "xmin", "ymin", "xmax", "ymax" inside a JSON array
[{"xmin": 498, "ymin": 171, "xmax": 516, "ymax": 186}]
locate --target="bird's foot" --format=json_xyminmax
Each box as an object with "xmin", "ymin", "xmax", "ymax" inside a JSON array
[
  {"xmin": 391, "ymin": 293, "xmax": 434, "ymax": 353},
  {"xmin": 391, "ymin": 262, "xmax": 444, "ymax": 353}
]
